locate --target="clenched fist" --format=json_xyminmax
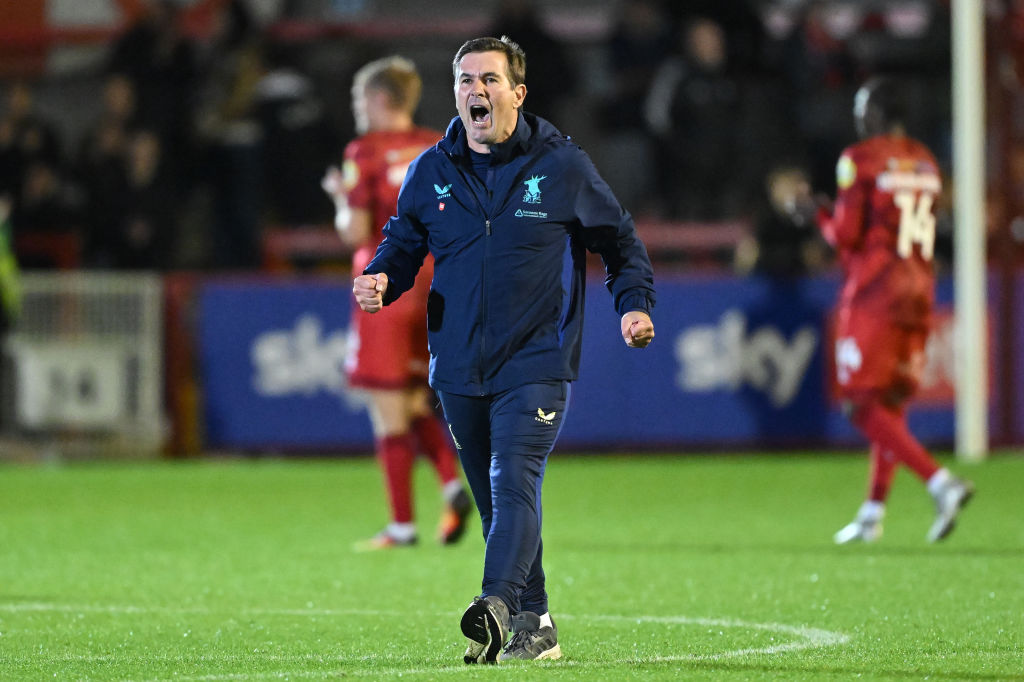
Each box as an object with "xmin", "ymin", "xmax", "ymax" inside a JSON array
[
  {"xmin": 621, "ymin": 310, "xmax": 654, "ymax": 348},
  {"xmin": 353, "ymin": 272, "xmax": 389, "ymax": 313}
]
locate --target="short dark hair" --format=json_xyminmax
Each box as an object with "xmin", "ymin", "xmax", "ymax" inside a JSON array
[
  {"xmin": 452, "ymin": 36, "xmax": 526, "ymax": 87},
  {"xmin": 863, "ymin": 76, "xmax": 907, "ymax": 127}
]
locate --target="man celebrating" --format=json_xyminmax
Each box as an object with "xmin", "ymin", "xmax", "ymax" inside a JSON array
[
  {"xmin": 817, "ymin": 76, "xmax": 974, "ymax": 545},
  {"xmin": 353, "ymin": 36, "xmax": 655, "ymax": 662}
]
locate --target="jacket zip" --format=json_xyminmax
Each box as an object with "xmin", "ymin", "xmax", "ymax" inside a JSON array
[{"xmin": 449, "ymin": 154, "xmax": 492, "ymax": 393}]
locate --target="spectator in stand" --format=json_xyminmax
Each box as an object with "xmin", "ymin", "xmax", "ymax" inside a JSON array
[
  {"xmin": 107, "ymin": 0, "xmax": 199, "ymax": 181},
  {"xmin": 0, "ymin": 81, "xmax": 62, "ymax": 212},
  {"xmin": 483, "ymin": 0, "xmax": 576, "ymax": 130},
  {"xmin": 193, "ymin": 0, "xmax": 264, "ymax": 269},
  {"xmin": 665, "ymin": 0, "xmax": 768, "ymax": 77},
  {"xmin": 255, "ymin": 43, "xmax": 338, "ymax": 227},
  {"xmin": 776, "ymin": 2, "xmax": 861, "ymax": 194},
  {"xmin": 110, "ymin": 130, "xmax": 176, "ymax": 269},
  {"xmin": 594, "ymin": 0, "xmax": 673, "ymax": 214},
  {"xmin": 599, "ymin": 0, "xmax": 673, "ymax": 134},
  {"xmin": 76, "ymin": 74, "xmax": 139, "ymax": 267},
  {"xmin": 644, "ymin": 16, "xmax": 742, "ymax": 220},
  {"xmin": 8, "ymin": 158, "xmax": 85, "ymax": 269},
  {"xmin": 734, "ymin": 164, "xmax": 830, "ymax": 278},
  {"xmin": 321, "ymin": 56, "xmax": 471, "ymax": 550}
]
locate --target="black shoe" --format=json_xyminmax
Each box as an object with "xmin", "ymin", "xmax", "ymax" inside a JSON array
[
  {"xmin": 501, "ymin": 611, "xmax": 562, "ymax": 660},
  {"xmin": 460, "ymin": 595, "xmax": 509, "ymax": 664}
]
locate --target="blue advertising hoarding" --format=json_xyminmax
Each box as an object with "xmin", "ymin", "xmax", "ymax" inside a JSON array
[
  {"xmin": 196, "ymin": 274, "xmax": 986, "ymax": 452},
  {"xmin": 561, "ymin": 274, "xmax": 960, "ymax": 449},
  {"xmin": 198, "ymin": 280, "xmax": 373, "ymax": 449}
]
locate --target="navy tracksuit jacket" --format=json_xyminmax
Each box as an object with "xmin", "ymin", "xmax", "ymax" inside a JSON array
[
  {"xmin": 365, "ymin": 110, "xmax": 655, "ymax": 615},
  {"xmin": 366, "ymin": 111, "xmax": 656, "ymax": 397}
]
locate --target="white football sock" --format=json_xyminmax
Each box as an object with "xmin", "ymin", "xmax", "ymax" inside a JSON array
[
  {"xmin": 386, "ymin": 522, "xmax": 416, "ymax": 541},
  {"xmin": 443, "ymin": 479, "xmax": 464, "ymax": 502},
  {"xmin": 857, "ymin": 500, "xmax": 885, "ymax": 522},
  {"xmin": 538, "ymin": 612, "xmax": 553, "ymax": 629},
  {"xmin": 927, "ymin": 468, "xmax": 953, "ymax": 497}
]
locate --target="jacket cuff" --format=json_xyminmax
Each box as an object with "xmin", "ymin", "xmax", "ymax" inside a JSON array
[{"xmin": 617, "ymin": 292, "xmax": 652, "ymax": 317}]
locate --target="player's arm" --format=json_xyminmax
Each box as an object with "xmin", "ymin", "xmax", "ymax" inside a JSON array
[
  {"xmin": 817, "ymin": 153, "xmax": 867, "ymax": 251},
  {"xmin": 335, "ymin": 202, "xmax": 373, "ymax": 248},
  {"xmin": 321, "ymin": 165, "xmax": 372, "ymax": 247}
]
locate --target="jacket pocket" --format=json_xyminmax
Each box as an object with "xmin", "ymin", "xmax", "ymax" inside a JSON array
[{"xmin": 427, "ymin": 290, "xmax": 445, "ymax": 333}]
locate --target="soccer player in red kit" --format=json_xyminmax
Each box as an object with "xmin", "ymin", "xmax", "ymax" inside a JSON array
[
  {"xmin": 322, "ymin": 56, "xmax": 471, "ymax": 549},
  {"xmin": 817, "ymin": 77, "xmax": 974, "ymax": 544}
]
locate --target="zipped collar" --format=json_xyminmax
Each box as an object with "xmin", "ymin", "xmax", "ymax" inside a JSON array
[{"xmin": 439, "ymin": 111, "xmax": 558, "ymax": 165}]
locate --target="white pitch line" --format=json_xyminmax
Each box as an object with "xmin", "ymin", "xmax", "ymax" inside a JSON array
[{"xmin": 0, "ymin": 602, "xmax": 851, "ymax": 680}]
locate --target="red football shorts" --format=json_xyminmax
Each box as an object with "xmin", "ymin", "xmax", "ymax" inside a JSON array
[
  {"xmin": 833, "ymin": 305, "xmax": 929, "ymax": 401},
  {"xmin": 345, "ymin": 265, "xmax": 432, "ymax": 390}
]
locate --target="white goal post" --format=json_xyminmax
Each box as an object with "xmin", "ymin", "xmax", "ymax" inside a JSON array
[{"xmin": 952, "ymin": 0, "xmax": 988, "ymax": 461}]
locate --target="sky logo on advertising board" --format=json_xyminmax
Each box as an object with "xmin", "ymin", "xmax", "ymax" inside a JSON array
[
  {"xmin": 250, "ymin": 314, "xmax": 351, "ymax": 399},
  {"xmin": 674, "ymin": 309, "xmax": 818, "ymax": 408}
]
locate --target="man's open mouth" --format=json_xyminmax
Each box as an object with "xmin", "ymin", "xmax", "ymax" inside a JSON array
[{"xmin": 470, "ymin": 104, "xmax": 490, "ymax": 126}]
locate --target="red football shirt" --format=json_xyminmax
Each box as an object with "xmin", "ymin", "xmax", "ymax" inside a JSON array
[
  {"xmin": 818, "ymin": 134, "xmax": 942, "ymax": 327},
  {"xmin": 339, "ymin": 127, "xmax": 441, "ymax": 388},
  {"xmin": 341, "ymin": 127, "xmax": 441, "ymax": 273}
]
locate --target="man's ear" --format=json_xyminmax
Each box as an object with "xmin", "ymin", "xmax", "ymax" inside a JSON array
[{"xmin": 514, "ymin": 83, "xmax": 527, "ymax": 108}]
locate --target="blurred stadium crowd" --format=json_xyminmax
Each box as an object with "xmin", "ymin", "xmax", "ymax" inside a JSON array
[{"xmin": 0, "ymin": 0, "xmax": 1022, "ymax": 275}]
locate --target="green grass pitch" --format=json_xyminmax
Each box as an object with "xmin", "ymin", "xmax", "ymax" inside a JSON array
[{"xmin": 1, "ymin": 451, "xmax": 1022, "ymax": 680}]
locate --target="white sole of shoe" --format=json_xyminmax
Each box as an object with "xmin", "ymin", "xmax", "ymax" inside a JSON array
[
  {"xmin": 536, "ymin": 643, "xmax": 562, "ymax": 660},
  {"xmin": 461, "ymin": 600, "xmax": 502, "ymax": 664},
  {"xmin": 833, "ymin": 521, "xmax": 882, "ymax": 545}
]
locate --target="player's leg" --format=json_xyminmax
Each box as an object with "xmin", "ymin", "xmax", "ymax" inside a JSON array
[
  {"xmin": 853, "ymin": 395, "xmax": 939, "ymax": 479},
  {"xmin": 833, "ymin": 316, "xmax": 897, "ymax": 543},
  {"xmin": 852, "ymin": 397, "xmax": 974, "ymax": 541},
  {"xmin": 834, "ymin": 442, "xmax": 893, "ymax": 544},
  {"xmin": 848, "ymin": 315, "xmax": 976, "ymax": 539},
  {"xmin": 868, "ymin": 443, "xmax": 898, "ymax": 503},
  {"xmin": 355, "ymin": 388, "xmax": 417, "ymax": 549},
  {"xmin": 834, "ymin": 319, "xmax": 973, "ymax": 542},
  {"xmin": 346, "ymin": 302, "xmax": 422, "ymax": 549},
  {"xmin": 407, "ymin": 387, "xmax": 472, "ymax": 544}
]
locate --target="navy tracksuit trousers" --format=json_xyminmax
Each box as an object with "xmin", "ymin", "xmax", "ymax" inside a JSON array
[{"xmin": 437, "ymin": 381, "xmax": 569, "ymax": 616}]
